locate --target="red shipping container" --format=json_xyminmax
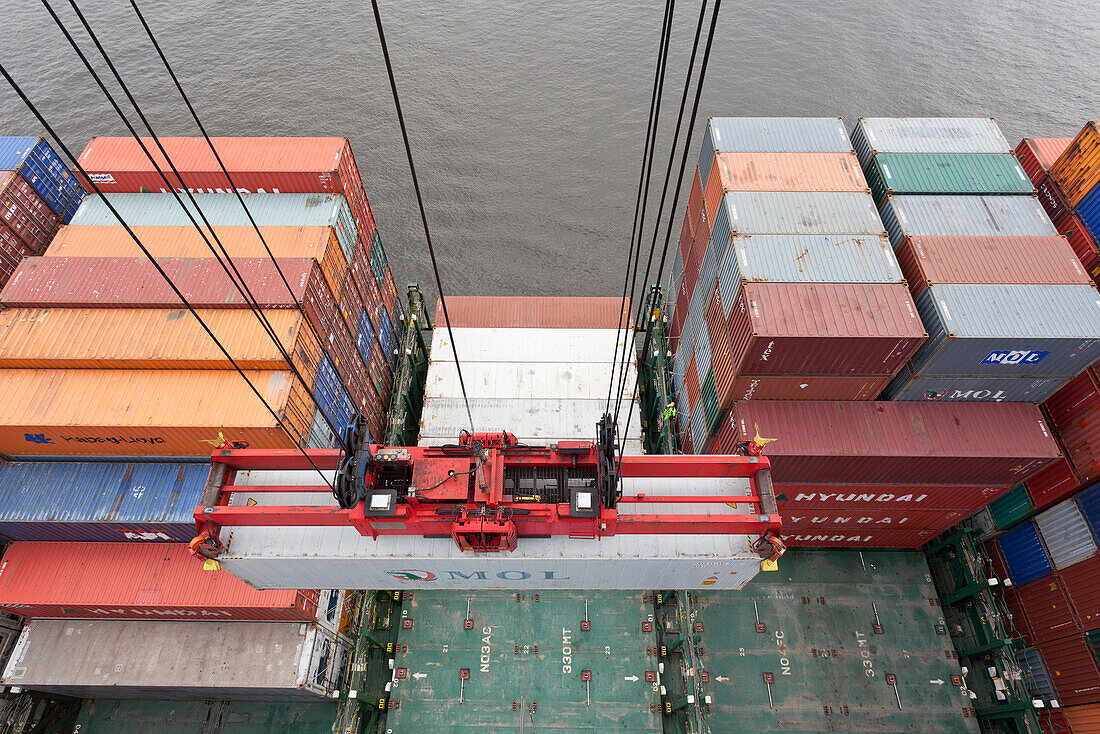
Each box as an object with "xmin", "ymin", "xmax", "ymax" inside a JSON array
[
  {"xmin": 1018, "ymin": 577, "xmax": 1081, "ymax": 643},
  {"xmin": 686, "ymin": 167, "xmax": 703, "ymax": 240},
  {"xmin": 1038, "ymin": 708, "xmax": 1073, "ymax": 734},
  {"xmin": 1001, "ymin": 588, "xmax": 1037, "ymax": 643},
  {"xmin": 690, "ymin": 208, "xmax": 711, "ymax": 266},
  {"xmin": 781, "ymin": 526, "xmax": 938, "ymax": 549},
  {"xmin": 1054, "ymin": 211, "xmax": 1100, "ymax": 270},
  {"xmin": 1045, "ymin": 372, "xmax": 1100, "ymax": 433},
  {"xmin": 670, "ymin": 302, "xmax": 684, "ymax": 345},
  {"xmin": 775, "ymin": 483, "xmax": 1006, "ymax": 511},
  {"xmin": 1028, "ymin": 455, "xmax": 1083, "ymax": 511},
  {"xmin": 718, "ymin": 374, "xmax": 891, "ymax": 403},
  {"xmin": 76, "ymin": 136, "xmax": 378, "ymax": 255},
  {"xmin": 1018, "ymin": 138, "xmax": 1073, "ymax": 183},
  {"xmin": 0, "ymin": 256, "xmax": 315, "ymax": 309},
  {"xmin": 1046, "ymin": 372, "xmax": 1100, "ymax": 484},
  {"xmin": 433, "ymin": 296, "xmax": 631, "ymax": 329},
  {"xmin": 0, "ymin": 542, "xmax": 318, "ymax": 621},
  {"xmin": 678, "ymin": 213, "xmax": 693, "ymax": 265},
  {"xmin": 683, "ymin": 354, "xmax": 701, "ymax": 413},
  {"xmin": 0, "ymin": 226, "xmax": 30, "ymax": 287},
  {"xmin": 339, "ymin": 265, "xmax": 364, "ymax": 337},
  {"xmin": 1038, "ymin": 635, "xmax": 1100, "ymax": 705},
  {"xmin": 0, "ymin": 171, "xmax": 59, "ymax": 254},
  {"xmin": 1065, "ymin": 703, "xmax": 1100, "ymax": 731},
  {"xmin": 719, "ymin": 401, "xmax": 1060, "ymax": 485},
  {"xmin": 721, "ymin": 282, "xmax": 925, "ymax": 376},
  {"xmin": 779, "ymin": 506, "xmax": 966, "ymax": 531},
  {"xmin": 1061, "ymin": 556, "xmax": 1100, "ymax": 633},
  {"xmin": 894, "ymin": 235, "xmax": 1089, "ymax": 296},
  {"xmin": 1038, "ymin": 174, "xmax": 1074, "ymax": 229}
]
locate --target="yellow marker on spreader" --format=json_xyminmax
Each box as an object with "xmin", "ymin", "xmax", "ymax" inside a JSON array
[{"xmin": 203, "ymin": 558, "xmax": 221, "ymax": 572}]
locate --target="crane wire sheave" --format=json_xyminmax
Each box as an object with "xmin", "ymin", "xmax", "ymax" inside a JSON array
[
  {"xmin": 367, "ymin": 0, "xmax": 476, "ymax": 438},
  {"xmin": 618, "ymin": 0, "xmax": 723, "ymax": 466}
]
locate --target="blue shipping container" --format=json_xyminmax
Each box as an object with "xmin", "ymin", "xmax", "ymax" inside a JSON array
[
  {"xmin": 1078, "ymin": 183, "xmax": 1100, "ymax": 245},
  {"xmin": 355, "ymin": 308, "xmax": 375, "ymax": 365},
  {"xmin": 997, "ymin": 522, "xmax": 1054, "ymax": 586},
  {"xmin": 378, "ymin": 305, "xmax": 397, "ymax": 371},
  {"xmin": 0, "ymin": 461, "xmax": 208, "ymax": 542},
  {"xmin": 314, "ymin": 354, "xmax": 356, "ymax": 433},
  {"xmin": 1074, "ymin": 482, "xmax": 1100, "ymax": 539},
  {"xmin": 0, "ymin": 137, "xmax": 86, "ymax": 222}
]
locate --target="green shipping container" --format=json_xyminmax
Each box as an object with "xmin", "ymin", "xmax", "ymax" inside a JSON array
[
  {"xmin": 988, "ymin": 483, "xmax": 1034, "ymax": 530},
  {"xmin": 864, "ymin": 153, "xmax": 1033, "ymax": 204},
  {"xmin": 73, "ymin": 699, "xmax": 339, "ymax": 733}
]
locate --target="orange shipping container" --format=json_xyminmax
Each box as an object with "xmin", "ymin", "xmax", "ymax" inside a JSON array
[
  {"xmin": 1052, "ymin": 122, "xmax": 1100, "ymax": 207},
  {"xmin": 0, "ymin": 308, "xmax": 323, "ymax": 379},
  {"xmin": 46, "ymin": 225, "xmax": 348, "ymax": 304},
  {"xmin": 0, "ymin": 369, "xmax": 313, "ymax": 456},
  {"xmin": 702, "ymin": 152, "xmax": 868, "ymax": 224},
  {"xmin": 1065, "ymin": 703, "xmax": 1100, "ymax": 731}
]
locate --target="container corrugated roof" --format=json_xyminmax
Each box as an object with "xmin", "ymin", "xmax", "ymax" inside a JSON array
[
  {"xmin": 879, "ymin": 195, "xmax": 1058, "ymax": 246},
  {"xmin": 78, "ymin": 136, "xmax": 347, "ymax": 174},
  {"xmin": 699, "ymin": 118, "xmax": 851, "ymax": 186},
  {"xmin": 719, "ymin": 234, "xmax": 903, "ymax": 286},
  {"xmin": 851, "ymin": 118, "xmax": 1010, "ymax": 167},
  {"xmin": 716, "ymin": 192, "xmax": 886, "ymax": 236},
  {"xmin": 433, "ymin": 297, "xmax": 631, "ymax": 329},
  {"xmin": 865, "ymin": 153, "xmax": 1033, "ymax": 202}
]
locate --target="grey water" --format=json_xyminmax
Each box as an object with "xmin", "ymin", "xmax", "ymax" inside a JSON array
[{"xmin": 1, "ymin": 0, "xmax": 1097, "ymax": 309}]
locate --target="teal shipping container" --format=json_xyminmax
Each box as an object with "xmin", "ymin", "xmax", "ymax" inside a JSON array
[{"xmin": 865, "ymin": 153, "xmax": 1033, "ymax": 204}]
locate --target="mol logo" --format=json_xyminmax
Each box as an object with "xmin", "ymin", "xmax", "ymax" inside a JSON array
[
  {"xmin": 386, "ymin": 569, "xmax": 437, "ymax": 582},
  {"xmin": 981, "ymin": 350, "xmax": 1049, "ymax": 366}
]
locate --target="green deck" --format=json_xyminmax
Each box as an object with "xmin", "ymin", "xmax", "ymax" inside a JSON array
[
  {"xmin": 385, "ymin": 591, "xmax": 662, "ymax": 733},
  {"xmin": 695, "ymin": 550, "xmax": 978, "ymax": 734},
  {"xmin": 70, "ymin": 700, "xmax": 339, "ymax": 734}
]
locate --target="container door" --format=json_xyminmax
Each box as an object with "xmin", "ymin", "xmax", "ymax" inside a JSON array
[
  {"xmin": 1035, "ymin": 500, "xmax": 1098, "ymax": 570},
  {"xmin": 997, "ymin": 522, "xmax": 1054, "ymax": 585}
]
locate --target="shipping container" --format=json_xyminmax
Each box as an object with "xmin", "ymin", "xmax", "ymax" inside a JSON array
[
  {"xmin": 709, "ymin": 373, "xmax": 890, "ymax": 402},
  {"xmin": 714, "ymin": 235, "xmax": 903, "ymax": 299},
  {"xmin": 864, "ymin": 153, "xmax": 1032, "ymax": 204},
  {"xmin": 0, "ymin": 225, "xmax": 29, "ymax": 287},
  {"xmin": 778, "ymin": 506, "xmax": 966, "ymax": 530},
  {"xmin": 882, "ymin": 367, "xmax": 1068, "ymax": 403},
  {"xmin": 77, "ymin": 136, "xmax": 377, "ymax": 239},
  {"xmin": 851, "ymin": 118, "xmax": 1011, "ymax": 167},
  {"xmin": 894, "ymin": 235, "xmax": 1088, "ymax": 296},
  {"xmin": 433, "ymin": 296, "xmax": 631, "ymax": 329},
  {"xmin": 0, "ymin": 369, "xmax": 313, "ymax": 457},
  {"xmin": 0, "ymin": 461, "xmax": 207, "ymax": 542},
  {"xmin": 1037, "ymin": 173, "xmax": 1074, "ymax": 229},
  {"xmin": 701, "ymin": 152, "xmax": 867, "ymax": 220},
  {"xmin": 1065, "ymin": 704, "xmax": 1100, "ymax": 732},
  {"xmin": 987, "ymin": 483, "xmax": 1034, "ymax": 529},
  {"xmin": 698, "ymin": 117, "xmax": 851, "ymax": 185},
  {"xmin": 1038, "ymin": 709, "xmax": 1072, "ymax": 734},
  {"xmin": 780, "ymin": 527, "xmax": 938, "ymax": 548},
  {"xmin": 712, "ymin": 191, "xmax": 885, "ymax": 236},
  {"xmin": 774, "ymin": 483, "xmax": 1004, "ymax": 511},
  {"xmin": 68, "ymin": 193, "xmax": 359, "ymax": 263},
  {"xmin": 1017, "ymin": 138, "xmax": 1073, "ymax": 183},
  {"xmin": 906, "ymin": 284, "xmax": 1100, "ymax": 378},
  {"xmin": 1018, "ymin": 647, "xmax": 1058, "ymax": 700},
  {"xmin": 1035, "ymin": 500, "xmax": 1098, "ymax": 570},
  {"xmin": 0, "ymin": 171, "xmax": 60, "ymax": 253},
  {"xmin": 1058, "ymin": 406, "xmax": 1100, "ymax": 486},
  {"xmin": 1017, "ymin": 577, "xmax": 1080, "ymax": 642},
  {"xmin": 999, "ymin": 522, "xmax": 1055, "ymax": 585},
  {"xmin": 0, "ymin": 256, "xmax": 317, "ymax": 309},
  {"xmin": 0, "ymin": 543, "xmax": 318, "ymax": 621},
  {"xmin": 718, "ymin": 281, "xmax": 925, "ymax": 378},
  {"xmin": 1, "ymin": 619, "xmax": 347, "ymax": 700},
  {"xmin": 880, "ymin": 195, "xmax": 1059, "ymax": 247},
  {"xmin": 1028, "ymin": 456, "xmax": 1083, "ymax": 512},
  {"xmin": 1077, "ymin": 484, "xmax": 1100, "ymax": 538},
  {"xmin": 1037, "ymin": 634, "xmax": 1100, "ymax": 705},
  {"xmin": 1061, "ymin": 556, "xmax": 1100, "ymax": 633},
  {"xmin": 718, "ymin": 401, "xmax": 1060, "ymax": 485},
  {"xmin": 0, "ymin": 308, "xmax": 324, "ymax": 378},
  {"xmin": 1051, "ymin": 122, "xmax": 1100, "ymax": 207},
  {"xmin": 0, "ymin": 137, "xmax": 86, "ymax": 222},
  {"xmin": 45, "ymin": 224, "xmax": 348, "ymax": 300},
  {"xmin": 1045, "ymin": 371, "xmax": 1100, "ymax": 431},
  {"xmin": 1079, "ymin": 184, "xmax": 1100, "ymax": 245}
]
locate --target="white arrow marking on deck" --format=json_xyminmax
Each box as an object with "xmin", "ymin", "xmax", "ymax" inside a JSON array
[
  {"xmin": 930, "ymin": 679, "xmax": 944, "ymax": 685},
  {"xmin": 413, "ymin": 672, "xmax": 428, "ymax": 680},
  {"xmin": 716, "ymin": 676, "xmax": 730, "ymax": 682},
  {"xmin": 624, "ymin": 675, "xmax": 639, "ymax": 682}
]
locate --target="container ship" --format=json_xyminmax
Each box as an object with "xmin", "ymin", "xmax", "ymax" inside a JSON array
[{"xmin": 0, "ymin": 115, "xmax": 1099, "ymax": 734}]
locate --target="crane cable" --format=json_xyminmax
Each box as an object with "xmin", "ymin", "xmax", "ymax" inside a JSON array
[
  {"xmin": 0, "ymin": 62, "xmax": 338, "ymax": 493},
  {"xmin": 614, "ymin": 0, "xmax": 711, "ymax": 423},
  {"xmin": 48, "ymin": 0, "xmax": 351, "ymax": 466},
  {"xmin": 367, "ymin": 0, "xmax": 476, "ymax": 436},
  {"xmin": 607, "ymin": 0, "xmax": 676, "ymax": 418},
  {"xmin": 618, "ymin": 0, "xmax": 722, "ymax": 466}
]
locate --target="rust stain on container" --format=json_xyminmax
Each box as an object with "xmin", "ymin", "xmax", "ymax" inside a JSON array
[{"xmin": 1051, "ymin": 122, "xmax": 1100, "ymax": 207}]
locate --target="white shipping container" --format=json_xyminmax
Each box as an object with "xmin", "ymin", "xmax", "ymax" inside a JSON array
[{"xmin": 1, "ymin": 619, "xmax": 347, "ymax": 700}]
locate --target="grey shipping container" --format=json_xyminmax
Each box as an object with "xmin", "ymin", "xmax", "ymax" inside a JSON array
[
  {"xmin": 908, "ymin": 284, "xmax": 1100, "ymax": 377},
  {"xmin": 716, "ymin": 235, "xmax": 903, "ymax": 302},
  {"xmin": 1034, "ymin": 500, "xmax": 1097, "ymax": 570},
  {"xmin": 1, "ymin": 619, "xmax": 347, "ymax": 700},
  {"xmin": 1016, "ymin": 647, "xmax": 1056, "ymax": 701},
  {"xmin": 698, "ymin": 117, "xmax": 851, "ymax": 187},
  {"xmin": 881, "ymin": 366, "xmax": 1069, "ymax": 403},
  {"xmin": 851, "ymin": 117, "xmax": 1011, "ymax": 167},
  {"xmin": 713, "ymin": 192, "xmax": 885, "ymax": 238},
  {"xmin": 879, "ymin": 195, "xmax": 1058, "ymax": 247}
]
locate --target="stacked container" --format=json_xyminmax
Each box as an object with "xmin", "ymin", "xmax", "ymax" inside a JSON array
[
  {"xmin": 986, "ymin": 483, "xmax": 1100, "ymax": 710},
  {"xmin": 852, "ymin": 118, "xmax": 1100, "ymax": 405},
  {"xmin": 0, "ymin": 137, "xmax": 87, "ymax": 287},
  {"xmin": 1018, "ymin": 125, "xmax": 1100, "ymax": 287},
  {"xmin": 669, "ymin": 117, "xmax": 924, "ymax": 453},
  {"xmin": 711, "ymin": 400, "xmax": 1061, "ymax": 547}
]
